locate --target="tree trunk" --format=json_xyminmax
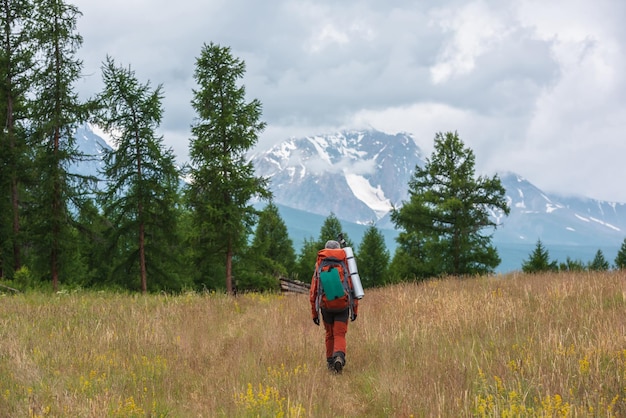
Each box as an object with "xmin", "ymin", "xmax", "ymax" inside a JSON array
[
  {"xmin": 139, "ymin": 220, "xmax": 147, "ymax": 294},
  {"xmin": 226, "ymin": 239, "xmax": 234, "ymax": 295},
  {"xmin": 51, "ymin": 128, "xmax": 60, "ymax": 292}
]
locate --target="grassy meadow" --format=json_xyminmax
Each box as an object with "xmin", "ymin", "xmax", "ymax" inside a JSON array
[{"xmin": 1, "ymin": 271, "xmax": 625, "ymax": 417}]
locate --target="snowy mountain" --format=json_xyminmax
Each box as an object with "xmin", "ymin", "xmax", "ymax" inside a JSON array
[
  {"xmin": 70, "ymin": 124, "xmax": 112, "ymax": 188},
  {"xmin": 251, "ymin": 130, "xmax": 425, "ymax": 224},
  {"xmin": 496, "ymin": 172, "xmax": 626, "ymax": 246},
  {"xmin": 250, "ymin": 129, "xmax": 626, "ymax": 250}
]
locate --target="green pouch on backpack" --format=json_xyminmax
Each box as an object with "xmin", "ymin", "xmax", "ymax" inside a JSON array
[{"xmin": 320, "ymin": 268, "xmax": 345, "ymax": 300}]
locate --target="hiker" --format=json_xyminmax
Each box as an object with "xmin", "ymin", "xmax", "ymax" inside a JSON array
[{"xmin": 310, "ymin": 239, "xmax": 359, "ymax": 373}]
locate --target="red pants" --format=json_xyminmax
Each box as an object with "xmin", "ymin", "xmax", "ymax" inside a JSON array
[{"xmin": 321, "ymin": 309, "xmax": 349, "ymax": 358}]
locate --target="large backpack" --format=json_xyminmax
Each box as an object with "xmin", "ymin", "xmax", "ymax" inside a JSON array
[{"xmin": 314, "ymin": 248, "xmax": 354, "ymax": 313}]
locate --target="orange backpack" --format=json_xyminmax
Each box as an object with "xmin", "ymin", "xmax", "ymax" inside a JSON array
[{"xmin": 314, "ymin": 248, "xmax": 354, "ymax": 312}]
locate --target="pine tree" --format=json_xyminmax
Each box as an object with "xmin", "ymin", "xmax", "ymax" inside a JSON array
[
  {"xmin": 27, "ymin": 0, "xmax": 86, "ymax": 290},
  {"xmin": 391, "ymin": 131, "xmax": 510, "ymax": 278},
  {"xmin": 615, "ymin": 239, "xmax": 626, "ymax": 270},
  {"xmin": 94, "ymin": 56, "xmax": 185, "ymax": 293},
  {"xmin": 521, "ymin": 239, "xmax": 558, "ymax": 273},
  {"xmin": 357, "ymin": 224, "xmax": 389, "ymax": 288},
  {"xmin": 185, "ymin": 42, "xmax": 270, "ymax": 294},
  {"xmin": 0, "ymin": 0, "xmax": 36, "ymax": 277}
]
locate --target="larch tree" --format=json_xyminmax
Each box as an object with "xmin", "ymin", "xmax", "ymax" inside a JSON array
[
  {"xmin": 185, "ymin": 42, "xmax": 270, "ymax": 295},
  {"xmin": 391, "ymin": 131, "xmax": 510, "ymax": 277},
  {"xmin": 28, "ymin": 0, "xmax": 85, "ymax": 291},
  {"xmin": 0, "ymin": 0, "xmax": 34, "ymax": 277},
  {"xmin": 94, "ymin": 56, "xmax": 184, "ymax": 293}
]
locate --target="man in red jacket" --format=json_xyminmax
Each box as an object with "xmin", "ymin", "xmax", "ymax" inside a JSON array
[{"xmin": 310, "ymin": 240, "xmax": 358, "ymax": 373}]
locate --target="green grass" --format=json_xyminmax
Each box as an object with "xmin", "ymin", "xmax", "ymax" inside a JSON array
[{"xmin": 1, "ymin": 271, "xmax": 625, "ymax": 417}]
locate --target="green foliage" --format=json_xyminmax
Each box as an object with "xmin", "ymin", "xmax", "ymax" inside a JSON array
[
  {"xmin": 318, "ymin": 213, "xmax": 354, "ymax": 248},
  {"xmin": 294, "ymin": 214, "xmax": 355, "ymax": 284},
  {"xmin": 0, "ymin": 0, "xmax": 35, "ymax": 278},
  {"xmin": 25, "ymin": 0, "xmax": 87, "ymax": 290},
  {"xmin": 94, "ymin": 56, "xmax": 188, "ymax": 293},
  {"xmin": 615, "ymin": 238, "xmax": 626, "ymax": 270},
  {"xmin": 588, "ymin": 249, "xmax": 609, "ymax": 272},
  {"xmin": 391, "ymin": 131, "xmax": 510, "ymax": 279},
  {"xmin": 185, "ymin": 42, "xmax": 271, "ymax": 294},
  {"xmin": 559, "ymin": 256, "xmax": 586, "ymax": 272},
  {"xmin": 294, "ymin": 237, "xmax": 320, "ymax": 283},
  {"xmin": 238, "ymin": 202, "xmax": 296, "ymax": 291},
  {"xmin": 522, "ymin": 239, "xmax": 559, "ymax": 273},
  {"xmin": 356, "ymin": 224, "xmax": 389, "ymax": 288},
  {"xmin": 13, "ymin": 266, "xmax": 35, "ymax": 290}
]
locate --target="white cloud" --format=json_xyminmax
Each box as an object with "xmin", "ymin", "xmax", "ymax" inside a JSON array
[{"xmin": 71, "ymin": 0, "xmax": 626, "ymax": 202}]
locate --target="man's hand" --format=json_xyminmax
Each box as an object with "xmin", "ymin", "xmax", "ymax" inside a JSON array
[{"xmin": 313, "ymin": 317, "xmax": 320, "ymax": 326}]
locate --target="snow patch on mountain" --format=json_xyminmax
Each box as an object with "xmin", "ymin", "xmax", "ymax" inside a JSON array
[
  {"xmin": 345, "ymin": 173, "xmax": 392, "ymax": 218},
  {"xmin": 88, "ymin": 123, "xmax": 118, "ymax": 150},
  {"xmin": 589, "ymin": 217, "xmax": 620, "ymax": 232}
]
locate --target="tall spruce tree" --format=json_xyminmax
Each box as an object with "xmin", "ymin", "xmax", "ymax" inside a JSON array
[
  {"xmin": 94, "ymin": 56, "xmax": 185, "ymax": 293},
  {"xmin": 27, "ymin": 0, "xmax": 85, "ymax": 290},
  {"xmin": 185, "ymin": 42, "xmax": 270, "ymax": 294},
  {"xmin": 357, "ymin": 224, "xmax": 389, "ymax": 288},
  {"xmin": 0, "ymin": 0, "xmax": 35, "ymax": 278},
  {"xmin": 391, "ymin": 131, "xmax": 510, "ymax": 277}
]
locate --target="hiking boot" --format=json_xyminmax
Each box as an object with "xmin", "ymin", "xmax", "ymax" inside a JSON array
[
  {"xmin": 333, "ymin": 355, "xmax": 345, "ymax": 373},
  {"xmin": 326, "ymin": 358, "xmax": 334, "ymax": 371}
]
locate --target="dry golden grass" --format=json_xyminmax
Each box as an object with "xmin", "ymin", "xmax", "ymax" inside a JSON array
[{"xmin": 1, "ymin": 271, "xmax": 625, "ymax": 417}]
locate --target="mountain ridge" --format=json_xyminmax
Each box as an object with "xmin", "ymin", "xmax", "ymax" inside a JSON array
[{"xmin": 72, "ymin": 124, "xmax": 626, "ymax": 272}]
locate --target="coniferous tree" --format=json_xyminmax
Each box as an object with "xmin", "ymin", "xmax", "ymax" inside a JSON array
[
  {"xmin": 356, "ymin": 224, "xmax": 389, "ymax": 288},
  {"xmin": 588, "ymin": 249, "xmax": 609, "ymax": 272},
  {"xmin": 27, "ymin": 0, "xmax": 86, "ymax": 290},
  {"xmin": 391, "ymin": 131, "xmax": 510, "ymax": 278},
  {"xmin": 185, "ymin": 42, "xmax": 270, "ymax": 294},
  {"xmin": 94, "ymin": 56, "xmax": 186, "ymax": 293},
  {"xmin": 0, "ymin": 0, "xmax": 35, "ymax": 278},
  {"xmin": 239, "ymin": 202, "xmax": 296, "ymax": 291},
  {"xmin": 294, "ymin": 236, "xmax": 320, "ymax": 283},
  {"xmin": 615, "ymin": 238, "xmax": 626, "ymax": 270},
  {"xmin": 521, "ymin": 239, "xmax": 558, "ymax": 273},
  {"xmin": 295, "ymin": 213, "xmax": 355, "ymax": 284},
  {"xmin": 559, "ymin": 256, "xmax": 586, "ymax": 272},
  {"xmin": 318, "ymin": 213, "xmax": 354, "ymax": 248}
]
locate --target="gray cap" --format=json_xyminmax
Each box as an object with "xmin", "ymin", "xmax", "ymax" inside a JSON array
[{"xmin": 325, "ymin": 240, "xmax": 340, "ymax": 249}]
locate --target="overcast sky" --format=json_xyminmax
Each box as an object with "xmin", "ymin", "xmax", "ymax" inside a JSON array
[{"xmin": 72, "ymin": 0, "xmax": 626, "ymax": 203}]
